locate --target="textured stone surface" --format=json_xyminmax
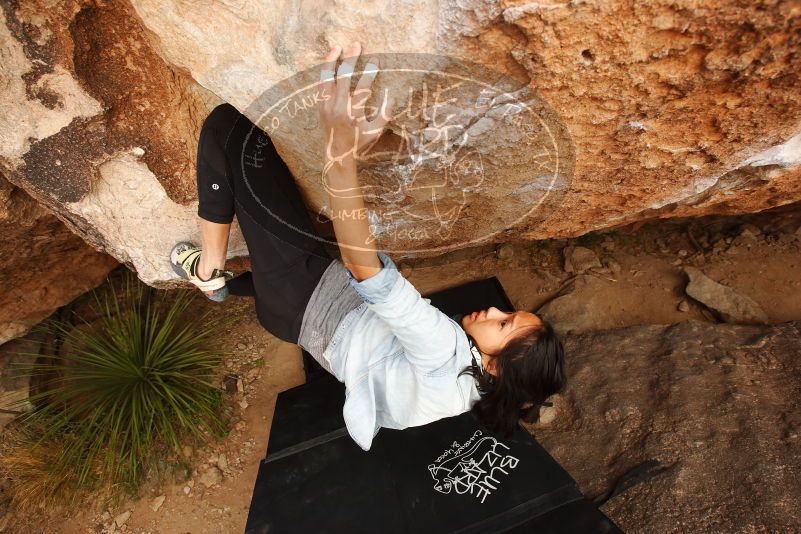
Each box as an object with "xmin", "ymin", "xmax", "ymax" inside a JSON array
[
  {"xmin": 536, "ymin": 274, "xmax": 609, "ymax": 334},
  {"xmin": 684, "ymin": 266, "xmax": 769, "ymax": 324},
  {"xmin": 0, "ymin": 0, "xmax": 248, "ymax": 291},
  {"xmin": 127, "ymin": 0, "xmax": 801, "ymax": 245},
  {"xmin": 532, "ymin": 320, "xmax": 801, "ymax": 533},
  {"xmin": 0, "ymin": 0, "xmax": 800, "ymax": 292},
  {"xmin": 0, "ymin": 173, "xmax": 117, "ymax": 345},
  {"xmin": 563, "ymin": 245, "xmax": 601, "ymax": 273}
]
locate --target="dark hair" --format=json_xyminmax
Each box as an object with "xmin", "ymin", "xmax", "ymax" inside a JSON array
[{"xmin": 460, "ymin": 320, "xmax": 566, "ymax": 437}]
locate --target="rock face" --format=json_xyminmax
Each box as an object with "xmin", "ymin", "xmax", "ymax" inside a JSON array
[
  {"xmin": 0, "ymin": 173, "xmax": 117, "ymax": 344},
  {"xmin": 683, "ymin": 266, "xmax": 769, "ymax": 324},
  {"xmin": 537, "ymin": 274, "xmax": 609, "ymax": 334},
  {"xmin": 533, "ymin": 320, "xmax": 801, "ymax": 533},
  {"xmin": 1, "ymin": 0, "xmax": 800, "ymax": 293},
  {"xmin": 0, "ymin": 0, "xmax": 249, "ymax": 290}
]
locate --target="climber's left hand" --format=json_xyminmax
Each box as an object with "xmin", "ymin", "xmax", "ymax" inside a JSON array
[{"xmin": 318, "ymin": 41, "xmax": 395, "ymax": 163}]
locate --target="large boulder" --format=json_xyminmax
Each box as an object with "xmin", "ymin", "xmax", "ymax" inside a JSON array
[
  {"xmin": 533, "ymin": 320, "xmax": 801, "ymax": 532},
  {"xmin": 0, "ymin": 0, "xmax": 249, "ymax": 291},
  {"xmin": 1, "ymin": 0, "xmax": 799, "ymax": 290}
]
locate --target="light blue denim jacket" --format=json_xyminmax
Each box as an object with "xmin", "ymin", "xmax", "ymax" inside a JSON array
[{"xmin": 322, "ymin": 251, "xmax": 481, "ymax": 451}]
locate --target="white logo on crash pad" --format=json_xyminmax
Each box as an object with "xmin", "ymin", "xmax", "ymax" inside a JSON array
[
  {"xmin": 428, "ymin": 430, "xmax": 519, "ymax": 503},
  {"xmin": 212, "ymin": 183, "xmax": 219, "ymax": 190}
]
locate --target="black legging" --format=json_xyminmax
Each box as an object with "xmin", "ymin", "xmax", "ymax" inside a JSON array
[
  {"xmin": 226, "ymin": 271, "xmax": 256, "ymax": 297},
  {"xmin": 196, "ymin": 103, "xmax": 335, "ymax": 344}
]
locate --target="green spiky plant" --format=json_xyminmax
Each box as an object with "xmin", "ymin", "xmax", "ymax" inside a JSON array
[{"xmin": 1, "ymin": 269, "xmax": 235, "ymax": 510}]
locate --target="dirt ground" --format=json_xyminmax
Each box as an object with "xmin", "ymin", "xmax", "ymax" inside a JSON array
[{"xmin": 9, "ymin": 209, "xmax": 801, "ymax": 533}]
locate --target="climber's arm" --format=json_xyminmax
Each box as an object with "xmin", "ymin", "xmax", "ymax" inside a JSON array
[
  {"xmin": 325, "ymin": 155, "xmax": 381, "ymax": 281},
  {"xmin": 317, "ymin": 41, "xmax": 394, "ymax": 282}
]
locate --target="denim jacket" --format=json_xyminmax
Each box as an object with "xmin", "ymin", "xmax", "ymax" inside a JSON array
[{"xmin": 322, "ymin": 251, "xmax": 481, "ymax": 451}]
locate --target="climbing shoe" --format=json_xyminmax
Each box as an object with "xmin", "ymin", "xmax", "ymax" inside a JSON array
[{"xmin": 170, "ymin": 242, "xmax": 233, "ymax": 302}]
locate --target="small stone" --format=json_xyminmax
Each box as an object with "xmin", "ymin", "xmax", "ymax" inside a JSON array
[
  {"xmin": 247, "ymin": 368, "xmax": 260, "ymax": 381},
  {"xmin": 602, "ymin": 257, "xmax": 621, "ymax": 274},
  {"xmin": 217, "ymin": 454, "xmax": 228, "ymax": 471},
  {"xmin": 199, "ymin": 466, "xmax": 224, "ymax": 488},
  {"xmin": 239, "ymin": 399, "xmax": 249, "ymax": 409},
  {"xmin": 182, "ymin": 445, "xmax": 193, "ymax": 459},
  {"xmin": 234, "ymin": 421, "xmax": 247, "ymax": 431},
  {"xmin": 132, "ymin": 147, "xmax": 145, "ymax": 157},
  {"xmin": 495, "ymin": 244, "xmax": 514, "ymax": 260},
  {"xmin": 237, "ymin": 343, "xmax": 247, "ymax": 351},
  {"xmin": 563, "ymin": 246, "xmax": 602, "ymax": 273},
  {"xmin": 151, "ymin": 495, "xmax": 166, "ymax": 512},
  {"xmin": 236, "ymin": 378, "xmax": 244, "ymax": 393},
  {"xmin": 677, "ymin": 300, "xmax": 690, "ymax": 312},
  {"xmin": 101, "ymin": 512, "xmax": 111, "ymax": 522},
  {"xmin": 671, "ymin": 258, "xmax": 683, "ymax": 266},
  {"xmin": 183, "ymin": 486, "xmax": 191, "ymax": 495},
  {"xmin": 683, "ymin": 267, "xmax": 768, "ymax": 324},
  {"xmin": 187, "ymin": 479, "xmax": 195, "ymax": 488},
  {"xmin": 739, "ymin": 223, "xmax": 761, "ymax": 238},
  {"xmin": 114, "ymin": 511, "xmax": 131, "ymax": 528},
  {"xmin": 732, "ymin": 236, "xmax": 755, "ymax": 249},
  {"xmin": 678, "ymin": 249, "xmax": 688, "ymax": 257},
  {"xmin": 222, "ymin": 375, "xmax": 238, "ymax": 394},
  {"xmin": 538, "ymin": 405, "xmax": 558, "ymax": 425}
]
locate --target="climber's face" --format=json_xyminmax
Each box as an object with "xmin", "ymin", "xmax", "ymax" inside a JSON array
[{"xmin": 462, "ymin": 307, "xmax": 542, "ymax": 370}]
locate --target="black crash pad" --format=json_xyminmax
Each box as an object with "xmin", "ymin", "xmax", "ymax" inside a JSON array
[{"xmin": 247, "ymin": 277, "xmax": 621, "ymax": 533}]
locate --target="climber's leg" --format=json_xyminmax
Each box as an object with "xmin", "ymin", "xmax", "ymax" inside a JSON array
[
  {"xmin": 197, "ymin": 218, "xmax": 231, "ymax": 280},
  {"xmin": 227, "ymin": 271, "xmax": 256, "ymax": 297},
  {"xmin": 205, "ymin": 103, "xmax": 335, "ymax": 343},
  {"xmin": 169, "ymin": 103, "xmax": 239, "ymax": 300},
  {"xmin": 196, "ymin": 102, "xmax": 237, "ymax": 270}
]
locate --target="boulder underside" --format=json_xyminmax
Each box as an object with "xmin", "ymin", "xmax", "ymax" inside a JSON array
[{"xmin": 1, "ymin": 0, "xmax": 800, "ymax": 339}]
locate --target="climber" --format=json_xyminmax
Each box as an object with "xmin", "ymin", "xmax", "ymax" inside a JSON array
[{"xmin": 169, "ymin": 41, "xmax": 566, "ymax": 451}]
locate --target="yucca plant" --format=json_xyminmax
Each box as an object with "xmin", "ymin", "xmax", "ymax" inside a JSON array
[{"xmin": 1, "ymin": 268, "xmax": 235, "ymax": 509}]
